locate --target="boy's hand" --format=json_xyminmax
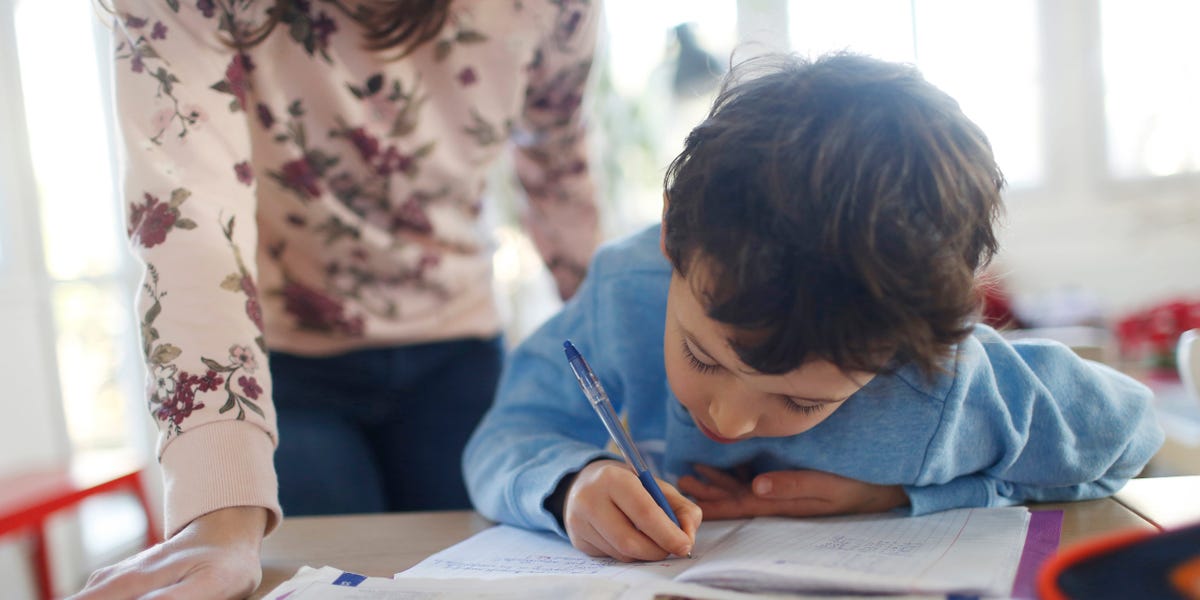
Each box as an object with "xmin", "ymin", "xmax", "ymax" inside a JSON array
[
  {"xmin": 563, "ymin": 459, "xmax": 700, "ymax": 561},
  {"xmin": 678, "ymin": 464, "xmax": 908, "ymax": 520}
]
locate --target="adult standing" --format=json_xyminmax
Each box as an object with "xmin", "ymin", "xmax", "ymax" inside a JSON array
[{"xmin": 73, "ymin": 0, "xmax": 600, "ymax": 597}]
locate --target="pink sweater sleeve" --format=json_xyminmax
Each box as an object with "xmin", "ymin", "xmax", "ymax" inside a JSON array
[
  {"xmin": 512, "ymin": 1, "xmax": 602, "ymax": 299},
  {"xmin": 111, "ymin": 1, "xmax": 281, "ymax": 537}
]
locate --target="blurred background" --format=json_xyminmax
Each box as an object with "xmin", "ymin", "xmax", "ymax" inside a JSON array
[{"xmin": 1, "ymin": 0, "xmax": 1198, "ymax": 596}]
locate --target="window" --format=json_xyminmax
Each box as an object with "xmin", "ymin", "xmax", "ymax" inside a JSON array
[
  {"xmin": 1101, "ymin": 0, "xmax": 1200, "ymax": 178},
  {"xmin": 15, "ymin": 0, "xmax": 145, "ymax": 459},
  {"xmin": 591, "ymin": 0, "xmax": 1200, "ymax": 319},
  {"xmin": 600, "ymin": 0, "xmax": 739, "ymax": 231},
  {"xmin": 788, "ymin": 0, "xmax": 1041, "ymax": 187},
  {"xmin": 0, "ymin": 0, "xmax": 151, "ymax": 588}
]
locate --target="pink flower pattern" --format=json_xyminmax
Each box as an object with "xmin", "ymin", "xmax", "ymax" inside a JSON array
[
  {"xmin": 118, "ymin": 0, "xmax": 597, "ymax": 433},
  {"xmin": 234, "ymin": 161, "xmax": 254, "ymax": 185},
  {"xmin": 128, "ymin": 190, "xmax": 195, "ymax": 248}
]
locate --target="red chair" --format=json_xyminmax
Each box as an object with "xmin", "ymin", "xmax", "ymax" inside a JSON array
[{"xmin": 0, "ymin": 458, "xmax": 158, "ymax": 600}]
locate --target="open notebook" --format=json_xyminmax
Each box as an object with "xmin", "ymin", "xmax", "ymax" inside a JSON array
[
  {"xmin": 261, "ymin": 507, "xmax": 1044, "ymax": 599},
  {"xmin": 394, "ymin": 506, "xmax": 1031, "ymax": 597}
]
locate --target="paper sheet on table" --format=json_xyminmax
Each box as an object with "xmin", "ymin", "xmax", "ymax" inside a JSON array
[
  {"xmin": 262, "ymin": 565, "xmax": 628, "ymax": 600},
  {"xmin": 265, "ymin": 565, "xmax": 942, "ymax": 600}
]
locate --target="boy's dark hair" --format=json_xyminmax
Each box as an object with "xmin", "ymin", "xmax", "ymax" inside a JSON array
[{"xmin": 663, "ymin": 52, "xmax": 1004, "ymax": 377}]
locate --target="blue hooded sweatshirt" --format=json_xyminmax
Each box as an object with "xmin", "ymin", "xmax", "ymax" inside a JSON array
[{"xmin": 464, "ymin": 225, "xmax": 1164, "ymax": 538}]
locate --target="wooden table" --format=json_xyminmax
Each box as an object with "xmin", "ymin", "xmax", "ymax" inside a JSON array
[
  {"xmin": 253, "ymin": 477, "xmax": 1199, "ymax": 598},
  {"xmin": 1113, "ymin": 474, "xmax": 1200, "ymax": 529},
  {"xmin": 256, "ymin": 510, "xmax": 495, "ymax": 597}
]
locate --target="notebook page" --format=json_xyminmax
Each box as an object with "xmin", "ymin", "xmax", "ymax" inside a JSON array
[
  {"xmin": 676, "ymin": 507, "xmax": 1030, "ymax": 596},
  {"xmin": 396, "ymin": 520, "xmax": 745, "ymax": 585}
]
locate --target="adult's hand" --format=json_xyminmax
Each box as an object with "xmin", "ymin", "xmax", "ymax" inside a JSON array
[
  {"xmin": 68, "ymin": 505, "xmax": 269, "ymax": 600},
  {"xmin": 677, "ymin": 465, "xmax": 908, "ymax": 520}
]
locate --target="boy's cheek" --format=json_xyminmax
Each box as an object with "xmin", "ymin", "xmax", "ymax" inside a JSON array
[{"xmin": 663, "ymin": 355, "xmax": 698, "ymax": 408}]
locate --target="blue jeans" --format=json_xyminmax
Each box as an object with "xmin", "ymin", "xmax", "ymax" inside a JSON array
[{"xmin": 270, "ymin": 336, "xmax": 503, "ymax": 515}]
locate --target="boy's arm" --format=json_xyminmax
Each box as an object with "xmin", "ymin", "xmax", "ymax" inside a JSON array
[
  {"xmin": 465, "ymin": 227, "xmax": 692, "ymax": 554},
  {"xmin": 679, "ymin": 466, "xmax": 909, "ymax": 519},
  {"xmin": 904, "ymin": 334, "xmax": 1164, "ymax": 515},
  {"xmin": 462, "ymin": 271, "xmax": 617, "ymax": 536}
]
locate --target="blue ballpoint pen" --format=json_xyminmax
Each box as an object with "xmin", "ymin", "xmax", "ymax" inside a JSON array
[{"xmin": 562, "ymin": 340, "xmax": 683, "ymax": 530}]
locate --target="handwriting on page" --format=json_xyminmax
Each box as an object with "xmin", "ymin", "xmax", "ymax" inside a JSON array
[
  {"xmin": 397, "ymin": 509, "xmax": 1029, "ymax": 597},
  {"xmin": 398, "ymin": 520, "xmax": 744, "ymax": 582},
  {"xmin": 397, "ymin": 525, "xmax": 687, "ymax": 581},
  {"xmin": 744, "ymin": 511, "xmax": 973, "ymax": 571},
  {"xmin": 423, "ymin": 554, "xmax": 610, "ymax": 576},
  {"xmin": 678, "ymin": 508, "xmax": 1030, "ymax": 595}
]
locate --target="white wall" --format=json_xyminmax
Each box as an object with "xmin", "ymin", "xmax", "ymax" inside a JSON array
[
  {"xmin": 1000, "ymin": 189, "xmax": 1200, "ymax": 317},
  {"xmin": 996, "ymin": 2, "xmax": 1200, "ymax": 319}
]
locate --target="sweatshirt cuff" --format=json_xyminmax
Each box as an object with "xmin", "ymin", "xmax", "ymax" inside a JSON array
[
  {"xmin": 904, "ymin": 474, "xmax": 991, "ymax": 516},
  {"xmin": 160, "ymin": 420, "xmax": 281, "ymax": 538},
  {"xmin": 514, "ymin": 446, "xmax": 615, "ymax": 538}
]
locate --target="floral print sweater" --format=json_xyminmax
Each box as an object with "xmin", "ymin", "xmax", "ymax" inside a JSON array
[{"xmin": 110, "ymin": 0, "xmax": 599, "ymax": 537}]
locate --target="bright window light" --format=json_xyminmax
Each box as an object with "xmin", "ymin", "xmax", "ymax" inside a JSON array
[
  {"xmin": 15, "ymin": 0, "xmax": 137, "ymax": 454},
  {"xmin": 1101, "ymin": 0, "xmax": 1200, "ymax": 178},
  {"xmin": 789, "ymin": 0, "xmax": 1041, "ymax": 188}
]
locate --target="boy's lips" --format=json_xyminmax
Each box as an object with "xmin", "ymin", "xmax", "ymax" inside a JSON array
[{"xmin": 697, "ymin": 420, "xmax": 741, "ymax": 444}]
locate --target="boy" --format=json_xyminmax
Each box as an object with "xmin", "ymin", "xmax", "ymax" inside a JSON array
[{"xmin": 463, "ymin": 52, "xmax": 1163, "ymax": 562}]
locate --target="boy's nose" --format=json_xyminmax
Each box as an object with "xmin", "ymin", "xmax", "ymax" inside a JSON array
[{"xmin": 707, "ymin": 400, "xmax": 756, "ymax": 439}]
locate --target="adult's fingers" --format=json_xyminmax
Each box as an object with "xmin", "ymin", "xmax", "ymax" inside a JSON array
[
  {"xmin": 139, "ymin": 569, "xmax": 258, "ymax": 600},
  {"xmin": 69, "ymin": 545, "xmax": 182, "ymax": 600}
]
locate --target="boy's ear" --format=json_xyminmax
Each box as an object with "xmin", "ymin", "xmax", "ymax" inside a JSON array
[{"xmin": 660, "ymin": 192, "xmax": 670, "ymax": 259}]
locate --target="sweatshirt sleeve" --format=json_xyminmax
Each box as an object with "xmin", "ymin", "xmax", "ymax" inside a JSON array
[
  {"xmin": 110, "ymin": 1, "xmax": 280, "ymax": 537},
  {"xmin": 463, "ymin": 249, "xmax": 618, "ymax": 537},
  {"xmin": 904, "ymin": 332, "xmax": 1164, "ymax": 515},
  {"xmin": 511, "ymin": 0, "xmax": 601, "ymax": 300}
]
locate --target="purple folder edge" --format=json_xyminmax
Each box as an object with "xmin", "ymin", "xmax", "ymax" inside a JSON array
[{"xmin": 1010, "ymin": 509, "xmax": 1064, "ymax": 599}]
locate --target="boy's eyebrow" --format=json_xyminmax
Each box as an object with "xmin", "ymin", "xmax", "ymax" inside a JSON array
[{"xmin": 682, "ymin": 329, "xmax": 717, "ymax": 359}]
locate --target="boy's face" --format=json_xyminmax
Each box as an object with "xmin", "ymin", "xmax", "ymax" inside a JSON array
[{"xmin": 663, "ymin": 265, "xmax": 875, "ymax": 443}]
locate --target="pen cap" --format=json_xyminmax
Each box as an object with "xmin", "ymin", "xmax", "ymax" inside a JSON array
[
  {"xmin": 563, "ymin": 340, "xmax": 653, "ymax": 473},
  {"xmin": 564, "ymin": 341, "xmax": 606, "ymax": 401}
]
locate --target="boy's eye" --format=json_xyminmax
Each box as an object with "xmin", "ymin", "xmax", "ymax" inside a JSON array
[
  {"xmin": 783, "ymin": 398, "xmax": 826, "ymax": 415},
  {"xmin": 679, "ymin": 338, "xmax": 718, "ymax": 375}
]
